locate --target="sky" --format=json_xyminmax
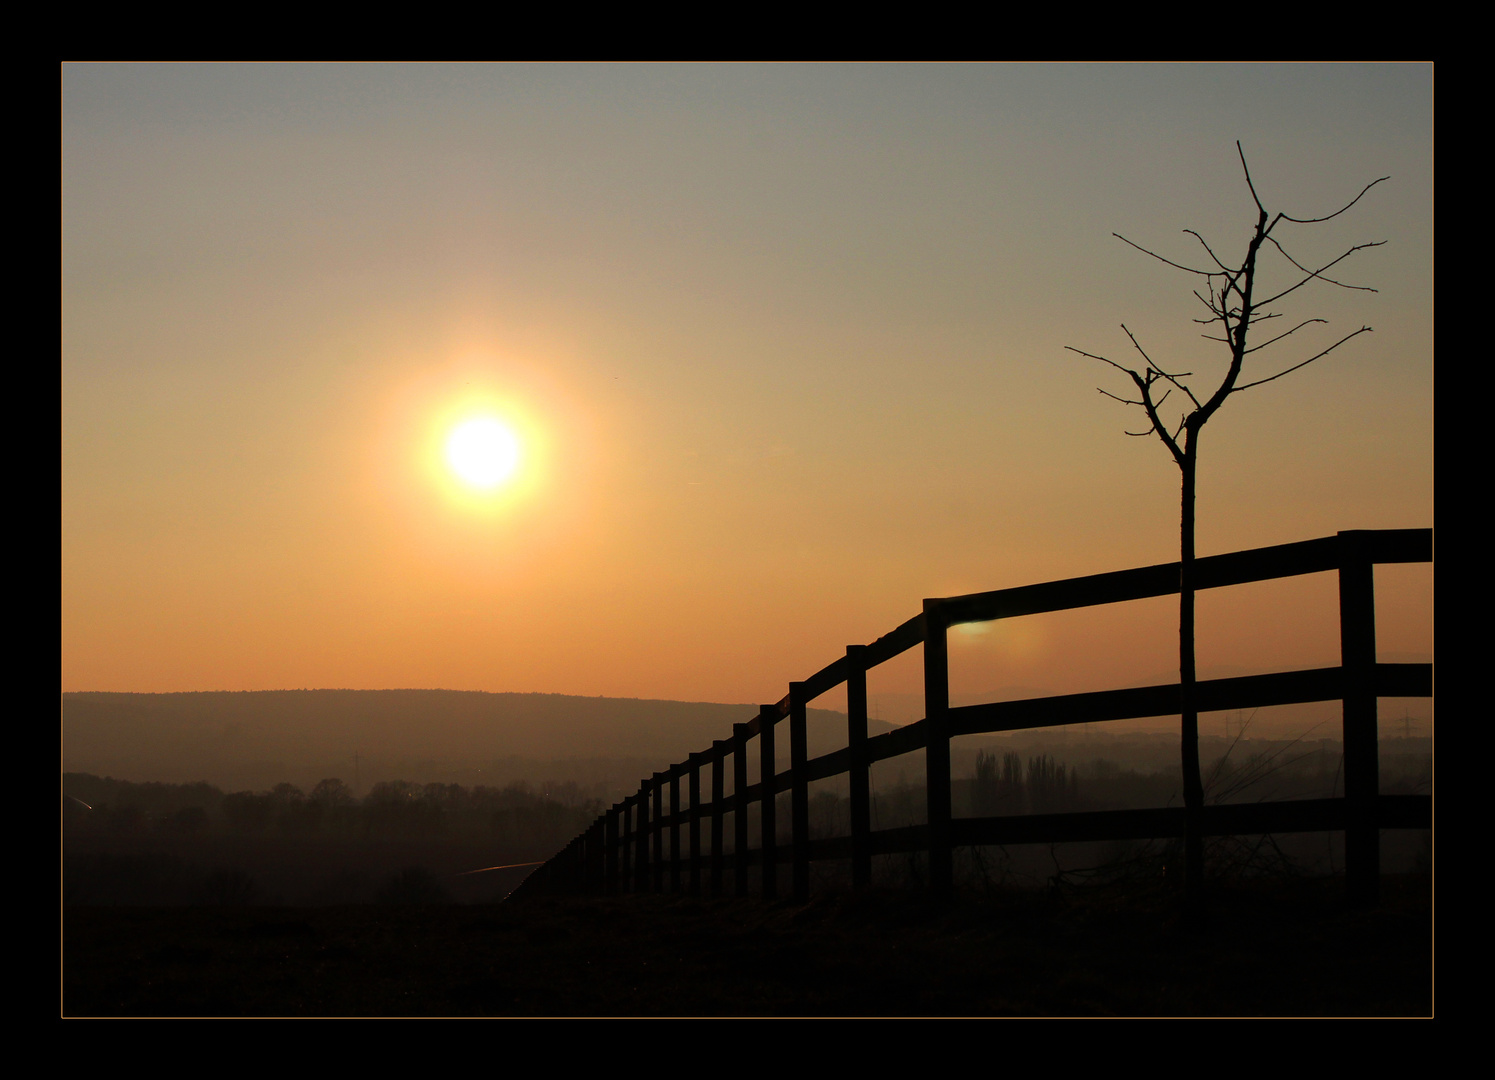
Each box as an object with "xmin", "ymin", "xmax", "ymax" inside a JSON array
[{"xmin": 62, "ymin": 63, "xmax": 1433, "ymax": 727}]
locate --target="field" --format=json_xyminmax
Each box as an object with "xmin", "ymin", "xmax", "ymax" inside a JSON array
[{"xmin": 63, "ymin": 875, "xmax": 1431, "ymax": 1017}]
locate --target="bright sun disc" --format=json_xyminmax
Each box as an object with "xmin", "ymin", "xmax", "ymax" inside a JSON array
[{"xmin": 446, "ymin": 417, "xmax": 521, "ymax": 490}]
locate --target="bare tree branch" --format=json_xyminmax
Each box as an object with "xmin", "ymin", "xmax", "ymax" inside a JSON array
[
  {"xmin": 1113, "ymin": 233, "xmax": 1216, "ymax": 277},
  {"xmin": 1237, "ymin": 141, "xmax": 1267, "ymax": 216},
  {"xmin": 1139, "ymin": 380, "xmax": 1186, "ymax": 465},
  {"xmin": 1065, "ymin": 345, "xmax": 1141, "ymax": 379},
  {"xmin": 1232, "ymin": 326, "xmax": 1372, "ymax": 392},
  {"xmin": 1193, "ymin": 289, "xmax": 1224, "ymax": 317},
  {"xmin": 1184, "ymin": 229, "xmax": 1234, "ymax": 274},
  {"xmin": 1266, "ymin": 235, "xmax": 1380, "ymax": 292},
  {"xmin": 1121, "ymin": 326, "xmax": 1202, "ymax": 410},
  {"xmin": 1121, "ymin": 324, "xmax": 1159, "ymax": 369},
  {"xmin": 1241, "ymin": 317, "xmax": 1327, "ymax": 355},
  {"xmin": 1158, "ymin": 372, "xmax": 1201, "ymax": 411},
  {"xmin": 1255, "ymin": 241, "xmax": 1386, "ymax": 308},
  {"xmin": 1277, "ymin": 176, "xmax": 1389, "ymax": 225}
]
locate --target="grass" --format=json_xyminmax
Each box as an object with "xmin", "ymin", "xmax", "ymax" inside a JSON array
[{"xmin": 63, "ymin": 873, "xmax": 1431, "ymax": 1017}]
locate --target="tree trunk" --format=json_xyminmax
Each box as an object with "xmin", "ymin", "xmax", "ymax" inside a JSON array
[{"xmin": 1180, "ymin": 434, "xmax": 1204, "ymax": 896}]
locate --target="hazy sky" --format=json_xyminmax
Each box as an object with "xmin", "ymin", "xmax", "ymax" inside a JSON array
[{"xmin": 62, "ymin": 63, "xmax": 1432, "ymax": 720}]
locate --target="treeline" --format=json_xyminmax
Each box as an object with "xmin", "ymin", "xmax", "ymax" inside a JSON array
[
  {"xmin": 972, "ymin": 751, "xmax": 1081, "ymax": 816},
  {"xmin": 854, "ymin": 742, "xmax": 1432, "ymax": 832},
  {"xmin": 63, "ymin": 773, "xmax": 604, "ymax": 843},
  {"xmin": 830, "ymin": 745, "xmax": 1430, "ymax": 887}
]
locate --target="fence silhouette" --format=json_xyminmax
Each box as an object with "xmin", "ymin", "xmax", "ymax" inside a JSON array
[{"xmin": 511, "ymin": 529, "xmax": 1431, "ymax": 906}]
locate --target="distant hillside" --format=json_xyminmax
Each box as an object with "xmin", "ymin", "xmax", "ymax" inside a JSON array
[
  {"xmin": 62, "ymin": 689, "xmax": 895, "ymax": 794},
  {"xmin": 63, "ymin": 689, "xmax": 1415, "ymax": 801}
]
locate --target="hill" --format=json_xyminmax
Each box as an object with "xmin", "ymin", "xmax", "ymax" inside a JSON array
[{"xmin": 62, "ymin": 689, "xmax": 894, "ymax": 795}]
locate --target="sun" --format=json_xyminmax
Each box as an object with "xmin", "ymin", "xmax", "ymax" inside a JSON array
[{"xmin": 445, "ymin": 416, "xmax": 522, "ymax": 490}]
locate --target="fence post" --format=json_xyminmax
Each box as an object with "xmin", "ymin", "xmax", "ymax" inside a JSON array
[
  {"xmin": 606, "ymin": 803, "xmax": 620, "ymax": 895},
  {"xmin": 688, "ymin": 753, "xmax": 703, "ymax": 896},
  {"xmin": 734, "ymin": 723, "xmax": 750, "ymax": 897},
  {"xmin": 790, "ymin": 682, "xmax": 810, "ymax": 902},
  {"xmin": 615, "ymin": 795, "xmax": 627, "ymax": 885},
  {"xmin": 847, "ymin": 644, "xmax": 871, "ymax": 890},
  {"xmin": 635, "ymin": 784, "xmax": 651, "ymax": 893},
  {"xmin": 924, "ymin": 599, "xmax": 953, "ymax": 900},
  {"xmin": 598, "ymin": 817, "xmax": 609, "ymax": 893},
  {"xmin": 588, "ymin": 820, "xmax": 603, "ymax": 894},
  {"xmin": 759, "ymin": 704, "xmax": 779, "ymax": 900},
  {"xmin": 617, "ymin": 801, "xmax": 627, "ymax": 893},
  {"xmin": 669, "ymin": 767, "xmax": 682, "ymax": 894},
  {"xmin": 1339, "ymin": 531, "xmax": 1380, "ymax": 906},
  {"xmin": 652, "ymin": 772, "xmax": 666, "ymax": 893},
  {"xmin": 632, "ymin": 793, "xmax": 645, "ymax": 894},
  {"xmin": 711, "ymin": 740, "xmax": 727, "ymax": 898}
]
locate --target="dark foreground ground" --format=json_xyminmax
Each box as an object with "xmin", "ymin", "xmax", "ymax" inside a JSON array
[{"xmin": 63, "ymin": 875, "xmax": 1431, "ymax": 1017}]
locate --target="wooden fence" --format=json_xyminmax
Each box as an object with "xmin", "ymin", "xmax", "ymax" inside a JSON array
[{"xmin": 510, "ymin": 529, "xmax": 1431, "ymax": 906}]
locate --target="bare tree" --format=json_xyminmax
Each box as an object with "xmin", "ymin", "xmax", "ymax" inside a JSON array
[{"xmin": 1067, "ymin": 143, "xmax": 1386, "ymax": 895}]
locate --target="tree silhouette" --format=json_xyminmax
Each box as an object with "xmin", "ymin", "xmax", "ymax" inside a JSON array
[{"xmin": 1067, "ymin": 143, "xmax": 1386, "ymax": 895}]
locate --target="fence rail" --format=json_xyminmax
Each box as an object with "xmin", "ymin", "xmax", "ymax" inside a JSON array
[{"xmin": 510, "ymin": 529, "xmax": 1431, "ymax": 906}]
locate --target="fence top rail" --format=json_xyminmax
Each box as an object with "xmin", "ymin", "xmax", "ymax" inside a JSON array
[
  {"xmin": 627, "ymin": 529, "xmax": 1431, "ymax": 783},
  {"xmin": 938, "ymin": 528, "xmax": 1430, "ymax": 627},
  {"xmin": 730, "ymin": 529, "xmax": 1429, "ymax": 725}
]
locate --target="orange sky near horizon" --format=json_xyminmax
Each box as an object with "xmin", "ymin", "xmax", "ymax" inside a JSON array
[{"xmin": 62, "ymin": 64, "xmax": 1432, "ymax": 733}]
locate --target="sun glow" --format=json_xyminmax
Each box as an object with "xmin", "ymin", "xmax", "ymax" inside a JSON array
[
  {"xmin": 446, "ymin": 417, "xmax": 522, "ymax": 490},
  {"xmin": 377, "ymin": 358, "xmax": 577, "ymax": 528}
]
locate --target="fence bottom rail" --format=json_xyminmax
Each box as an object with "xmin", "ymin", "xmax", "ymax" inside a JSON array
[{"xmin": 510, "ymin": 794, "xmax": 1429, "ymax": 900}]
